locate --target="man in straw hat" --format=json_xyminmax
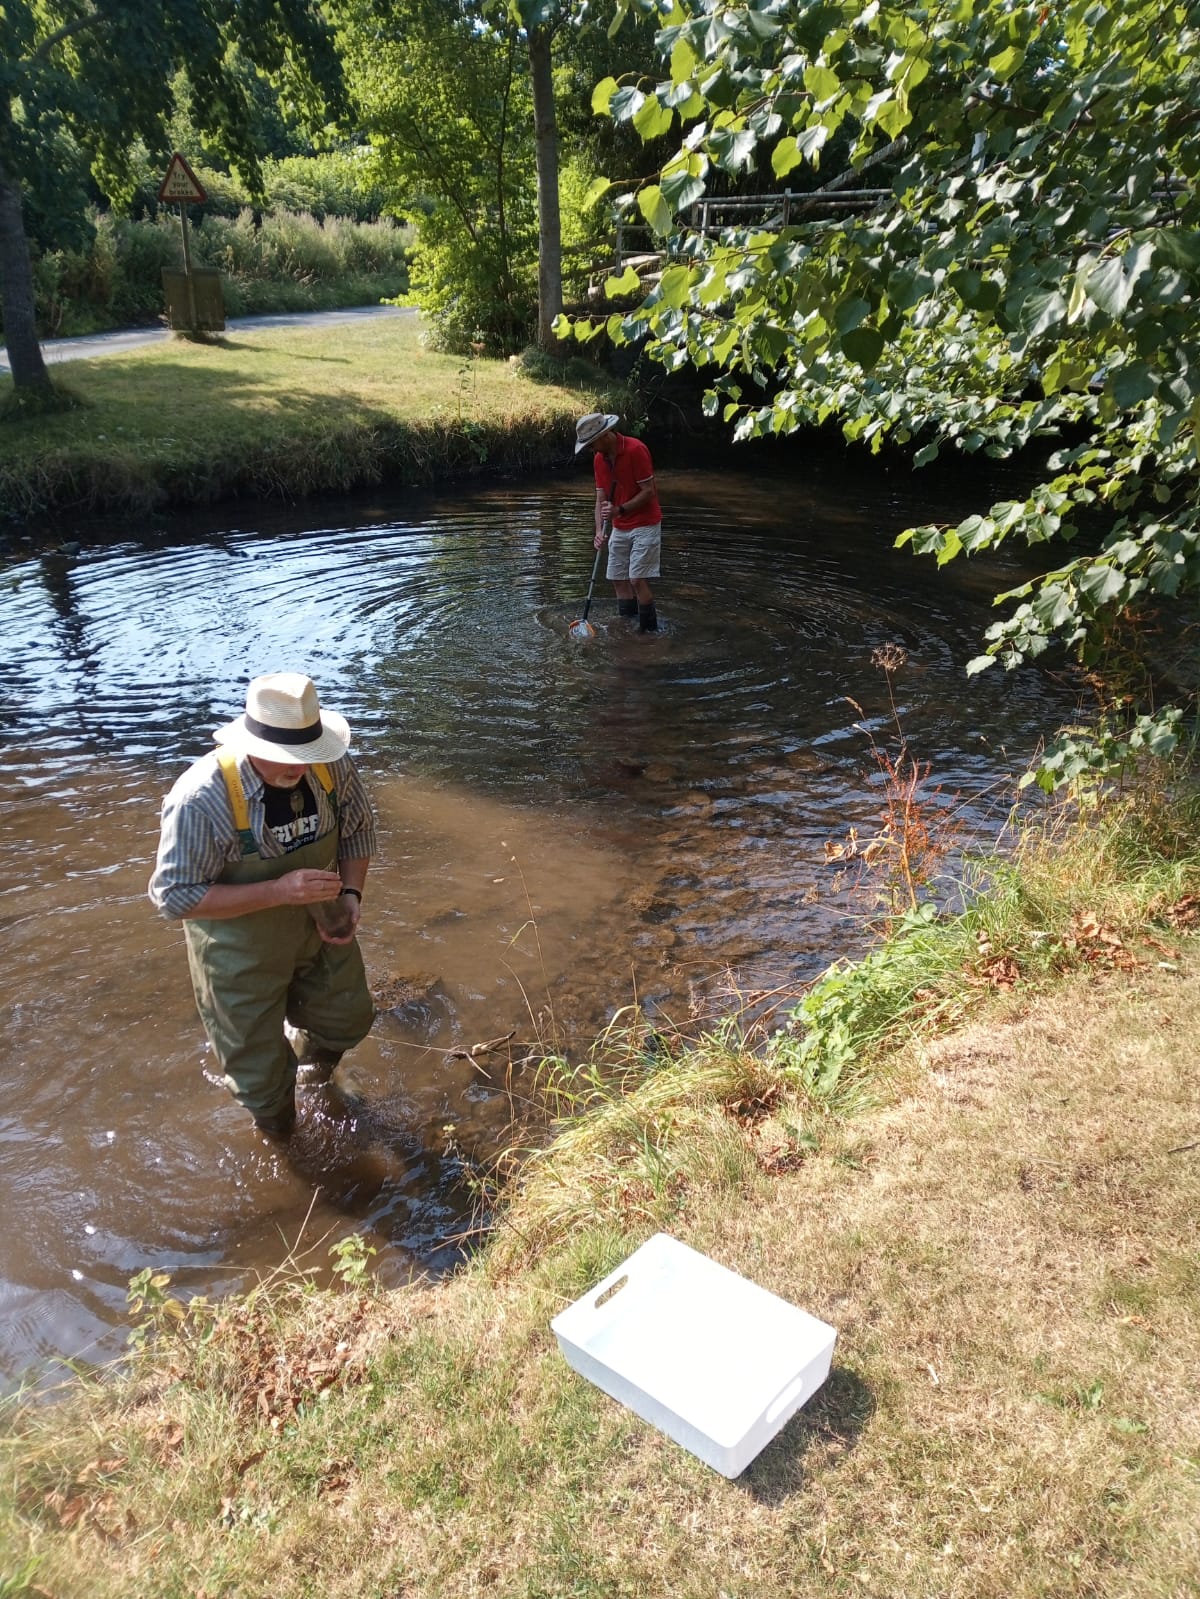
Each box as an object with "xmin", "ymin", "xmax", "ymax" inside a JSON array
[
  {"xmin": 149, "ymin": 673, "xmax": 377, "ymax": 1139},
  {"xmin": 575, "ymin": 412, "xmax": 663, "ymax": 632}
]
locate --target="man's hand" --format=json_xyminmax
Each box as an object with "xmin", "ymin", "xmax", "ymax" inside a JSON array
[
  {"xmin": 277, "ymin": 869, "xmax": 345, "ymax": 906},
  {"xmin": 596, "ymin": 498, "xmax": 617, "ymax": 548}
]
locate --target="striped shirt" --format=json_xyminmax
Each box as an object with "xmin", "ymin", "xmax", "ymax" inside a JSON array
[{"xmin": 148, "ymin": 748, "xmax": 378, "ymax": 921}]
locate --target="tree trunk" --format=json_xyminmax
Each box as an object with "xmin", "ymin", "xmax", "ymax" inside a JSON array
[
  {"xmin": 528, "ymin": 23, "xmax": 563, "ymax": 354},
  {"xmin": 0, "ymin": 157, "xmax": 52, "ymax": 394}
]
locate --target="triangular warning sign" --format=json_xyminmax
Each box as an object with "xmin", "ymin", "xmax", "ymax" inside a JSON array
[{"xmin": 157, "ymin": 153, "xmax": 207, "ymax": 205}]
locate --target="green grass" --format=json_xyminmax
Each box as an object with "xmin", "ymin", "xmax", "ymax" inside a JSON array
[{"xmin": 0, "ymin": 315, "xmax": 616, "ymax": 521}]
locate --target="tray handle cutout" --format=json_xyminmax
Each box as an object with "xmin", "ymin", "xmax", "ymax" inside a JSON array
[
  {"xmin": 765, "ymin": 1369, "xmax": 811, "ymax": 1427},
  {"xmin": 594, "ymin": 1273, "xmax": 629, "ymax": 1310}
]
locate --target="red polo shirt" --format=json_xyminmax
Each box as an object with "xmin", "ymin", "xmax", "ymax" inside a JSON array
[{"xmin": 594, "ymin": 434, "xmax": 662, "ymax": 529}]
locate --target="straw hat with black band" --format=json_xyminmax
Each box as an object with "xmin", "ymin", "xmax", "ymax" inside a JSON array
[{"xmin": 212, "ymin": 673, "xmax": 351, "ymax": 765}]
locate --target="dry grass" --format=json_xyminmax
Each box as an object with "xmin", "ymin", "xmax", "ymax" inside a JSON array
[{"xmin": 3, "ymin": 946, "xmax": 1198, "ymax": 1599}]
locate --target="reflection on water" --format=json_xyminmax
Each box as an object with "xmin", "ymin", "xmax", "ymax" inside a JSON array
[{"xmin": 0, "ymin": 456, "xmax": 1079, "ymax": 1385}]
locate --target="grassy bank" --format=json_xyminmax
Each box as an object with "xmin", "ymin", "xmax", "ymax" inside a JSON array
[
  {"xmin": 0, "ymin": 315, "xmax": 613, "ymax": 523},
  {"xmin": 3, "ymin": 791, "xmax": 1199, "ymax": 1598}
]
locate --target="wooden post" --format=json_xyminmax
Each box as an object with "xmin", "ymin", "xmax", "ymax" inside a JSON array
[{"xmin": 178, "ymin": 202, "xmax": 198, "ymax": 333}]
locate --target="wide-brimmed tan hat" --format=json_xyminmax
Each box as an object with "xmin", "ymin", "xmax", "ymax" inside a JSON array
[
  {"xmin": 574, "ymin": 412, "xmax": 619, "ymax": 454},
  {"xmin": 213, "ymin": 673, "xmax": 351, "ymax": 764}
]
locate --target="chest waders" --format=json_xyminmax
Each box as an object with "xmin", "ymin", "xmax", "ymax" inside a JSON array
[{"xmin": 183, "ymin": 754, "xmax": 374, "ymax": 1127}]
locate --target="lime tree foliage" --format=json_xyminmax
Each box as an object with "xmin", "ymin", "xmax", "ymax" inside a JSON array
[
  {"xmin": 0, "ymin": 0, "xmax": 346, "ymax": 398},
  {"xmin": 559, "ymin": 0, "xmax": 1200, "ymax": 785}
]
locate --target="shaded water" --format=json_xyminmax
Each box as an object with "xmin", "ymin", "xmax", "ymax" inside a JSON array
[{"xmin": 0, "ymin": 455, "xmax": 1078, "ymax": 1385}]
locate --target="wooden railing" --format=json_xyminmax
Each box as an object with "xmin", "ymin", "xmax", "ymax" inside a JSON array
[{"xmin": 613, "ymin": 187, "xmax": 891, "ymax": 268}]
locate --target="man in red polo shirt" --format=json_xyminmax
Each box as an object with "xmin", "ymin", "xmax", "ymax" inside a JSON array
[{"xmin": 575, "ymin": 412, "xmax": 663, "ymax": 632}]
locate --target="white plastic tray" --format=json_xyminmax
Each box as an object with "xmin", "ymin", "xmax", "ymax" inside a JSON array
[{"xmin": 551, "ymin": 1232, "xmax": 836, "ymax": 1477}]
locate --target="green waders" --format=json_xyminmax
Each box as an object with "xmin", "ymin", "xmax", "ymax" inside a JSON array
[{"xmin": 183, "ymin": 764, "xmax": 374, "ymax": 1127}]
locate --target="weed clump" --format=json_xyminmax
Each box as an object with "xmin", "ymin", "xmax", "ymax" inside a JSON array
[{"xmin": 514, "ymin": 344, "xmax": 615, "ymax": 392}]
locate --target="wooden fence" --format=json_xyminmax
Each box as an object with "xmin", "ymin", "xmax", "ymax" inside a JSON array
[{"xmin": 613, "ymin": 187, "xmax": 891, "ymax": 269}]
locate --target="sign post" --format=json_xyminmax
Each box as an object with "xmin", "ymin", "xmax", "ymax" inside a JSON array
[{"xmin": 157, "ymin": 153, "xmax": 207, "ymax": 333}]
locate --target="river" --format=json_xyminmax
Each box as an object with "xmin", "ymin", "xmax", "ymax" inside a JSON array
[{"xmin": 0, "ymin": 447, "xmax": 1078, "ymax": 1387}]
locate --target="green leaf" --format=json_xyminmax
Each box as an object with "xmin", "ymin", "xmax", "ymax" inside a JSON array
[
  {"xmin": 670, "ymin": 36, "xmax": 697, "ymax": 82},
  {"xmin": 713, "ymin": 324, "xmax": 740, "ymax": 363},
  {"xmin": 1148, "ymin": 227, "xmax": 1200, "ymax": 273},
  {"xmin": 835, "ymin": 295, "xmax": 871, "ymax": 335},
  {"xmin": 709, "ymin": 126, "xmax": 758, "ymax": 172},
  {"xmin": 876, "ymin": 92, "xmax": 912, "ymax": 139},
  {"xmin": 592, "ymin": 76, "xmax": 618, "ymax": 116},
  {"xmin": 841, "ymin": 326, "xmax": 885, "ymax": 370},
  {"xmin": 772, "ymin": 137, "xmax": 801, "ymax": 178},
  {"xmin": 803, "ymin": 64, "xmax": 840, "ymax": 102},
  {"xmin": 1078, "ymin": 565, "xmax": 1127, "ymax": 607},
  {"xmin": 988, "ymin": 45, "xmax": 1025, "ymax": 80},
  {"xmin": 948, "ymin": 270, "xmax": 1000, "ymax": 312},
  {"xmin": 796, "ymin": 124, "xmax": 829, "ymax": 162},
  {"xmin": 633, "ymin": 94, "xmax": 674, "ymax": 141},
  {"xmin": 610, "ymin": 86, "xmax": 646, "ymax": 123},
  {"xmin": 657, "ymin": 264, "xmax": 691, "ymax": 308},
  {"xmin": 1018, "ymin": 289, "xmax": 1069, "ymax": 338},
  {"xmin": 637, "ymin": 185, "xmax": 673, "ymax": 237},
  {"xmin": 898, "ymin": 54, "xmax": 930, "ymax": 91},
  {"xmin": 1109, "ymin": 363, "xmax": 1155, "ymax": 409},
  {"xmin": 605, "ymin": 265, "xmax": 642, "ymax": 298},
  {"xmin": 752, "ymin": 323, "xmax": 789, "ymax": 363},
  {"xmin": 660, "ymin": 168, "xmax": 706, "ymax": 210},
  {"xmin": 1084, "ymin": 256, "xmax": 1134, "ymax": 319}
]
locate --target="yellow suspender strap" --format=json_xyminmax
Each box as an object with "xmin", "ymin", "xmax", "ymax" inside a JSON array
[
  {"xmin": 216, "ymin": 748, "xmax": 256, "ymax": 856},
  {"xmin": 214, "ymin": 751, "xmax": 336, "ymax": 857},
  {"xmin": 216, "ymin": 751, "xmax": 339, "ymax": 858},
  {"xmin": 311, "ymin": 762, "xmax": 340, "ymax": 821}
]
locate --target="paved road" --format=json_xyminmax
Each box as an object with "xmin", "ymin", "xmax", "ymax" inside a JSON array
[{"xmin": 0, "ymin": 302, "xmax": 411, "ymax": 371}]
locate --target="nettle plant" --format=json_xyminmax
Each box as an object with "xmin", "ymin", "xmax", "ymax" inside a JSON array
[{"xmin": 561, "ymin": 0, "xmax": 1200, "ymax": 787}]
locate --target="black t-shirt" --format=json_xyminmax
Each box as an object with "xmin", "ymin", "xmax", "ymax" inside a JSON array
[{"xmin": 262, "ymin": 775, "xmax": 321, "ymax": 853}]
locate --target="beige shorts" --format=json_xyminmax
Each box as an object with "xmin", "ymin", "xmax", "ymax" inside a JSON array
[{"xmin": 606, "ymin": 523, "xmax": 661, "ymax": 581}]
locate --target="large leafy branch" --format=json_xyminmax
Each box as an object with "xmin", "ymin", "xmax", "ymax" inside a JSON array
[{"xmin": 558, "ymin": 0, "xmax": 1200, "ymax": 777}]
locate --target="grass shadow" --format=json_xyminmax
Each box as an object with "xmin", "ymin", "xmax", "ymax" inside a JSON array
[
  {"xmin": 199, "ymin": 336, "xmax": 353, "ymax": 364},
  {"xmin": 739, "ymin": 1365, "xmax": 875, "ymax": 1502}
]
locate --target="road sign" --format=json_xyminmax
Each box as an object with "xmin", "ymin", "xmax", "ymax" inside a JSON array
[{"xmin": 157, "ymin": 153, "xmax": 207, "ymax": 206}]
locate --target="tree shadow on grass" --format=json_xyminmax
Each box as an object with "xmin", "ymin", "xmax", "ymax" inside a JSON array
[
  {"xmin": 195, "ymin": 336, "xmax": 354, "ymax": 364},
  {"xmin": 738, "ymin": 1365, "xmax": 876, "ymax": 1503}
]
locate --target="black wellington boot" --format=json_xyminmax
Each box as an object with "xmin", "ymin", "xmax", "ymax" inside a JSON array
[
  {"xmin": 618, "ymin": 598, "xmax": 639, "ymax": 617},
  {"xmin": 296, "ymin": 1048, "xmax": 343, "ymax": 1087},
  {"xmin": 254, "ymin": 1087, "xmax": 297, "ymax": 1139},
  {"xmin": 638, "ymin": 603, "xmax": 659, "ymax": 632}
]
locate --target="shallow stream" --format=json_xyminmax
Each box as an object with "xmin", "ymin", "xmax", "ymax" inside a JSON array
[{"xmin": 0, "ymin": 450, "xmax": 1078, "ymax": 1385}]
